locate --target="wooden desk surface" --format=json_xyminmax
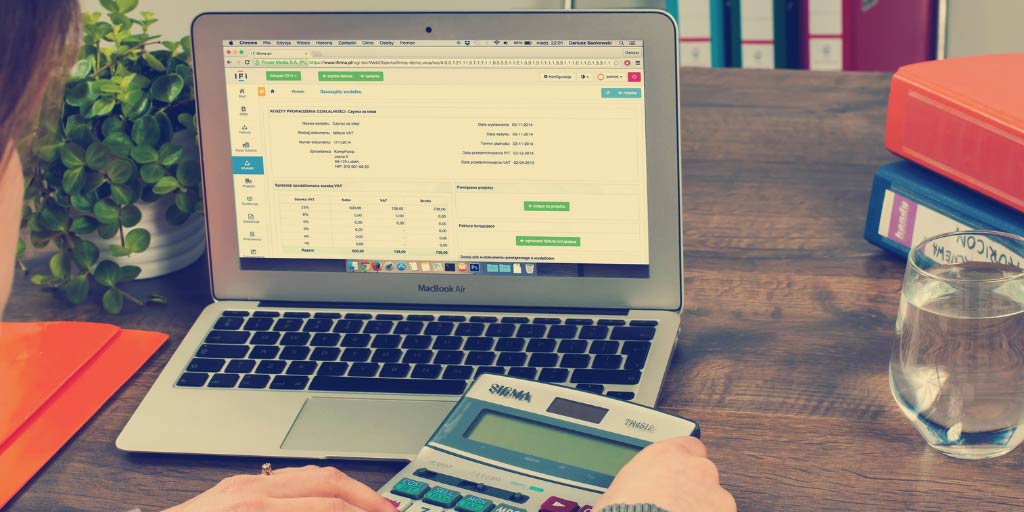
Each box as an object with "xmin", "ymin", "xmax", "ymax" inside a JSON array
[{"xmin": 5, "ymin": 68, "xmax": 1022, "ymax": 512}]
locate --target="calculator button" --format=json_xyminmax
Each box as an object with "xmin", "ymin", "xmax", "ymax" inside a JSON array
[
  {"xmin": 392, "ymin": 478, "xmax": 430, "ymax": 500},
  {"xmin": 455, "ymin": 495, "xmax": 494, "ymax": 512},
  {"xmin": 382, "ymin": 493, "xmax": 413, "ymax": 511},
  {"xmin": 493, "ymin": 505, "xmax": 527, "ymax": 512},
  {"xmin": 408, "ymin": 503, "xmax": 445, "ymax": 512},
  {"xmin": 539, "ymin": 497, "xmax": 579, "ymax": 512},
  {"xmin": 423, "ymin": 487, "xmax": 462, "ymax": 508}
]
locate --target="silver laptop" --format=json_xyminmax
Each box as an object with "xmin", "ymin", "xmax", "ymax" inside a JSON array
[{"xmin": 117, "ymin": 10, "xmax": 683, "ymax": 461}]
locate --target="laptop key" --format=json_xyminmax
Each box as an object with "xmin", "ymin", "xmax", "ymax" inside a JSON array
[
  {"xmin": 559, "ymin": 354, "xmax": 590, "ymax": 368},
  {"xmin": 464, "ymin": 337, "xmax": 494, "ymax": 351},
  {"xmin": 333, "ymin": 320, "xmax": 364, "ymax": 333},
  {"xmin": 516, "ymin": 324, "xmax": 547, "ymax": 338},
  {"xmin": 239, "ymin": 374, "xmax": 270, "ymax": 389},
  {"xmin": 341, "ymin": 348, "xmax": 372, "ymax": 362},
  {"xmin": 528, "ymin": 353, "xmax": 558, "ymax": 367},
  {"xmin": 250, "ymin": 331, "xmax": 281, "ymax": 345},
  {"xmin": 455, "ymin": 323, "xmax": 485, "ymax": 336},
  {"xmin": 469, "ymin": 316, "xmax": 497, "ymax": 323},
  {"xmin": 538, "ymin": 368, "xmax": 569, "ymax": 383},
  {"xmin": 381, "ymin": 363, "xmax": 412, "ymax": 378},
  {"xmin": 621, "ymin": 341, "xmax": 652, "ymax": 356},
  {"xmin": 501, "ymin": 317, "xmax": 529, "ymax": 324},
  {"xmin": 376, "ymin": 314, "xmax": 404, "ymax": 320},
  {"xmin": 403, "ymin": 350, "xmax": 434, "ymax": 364},
  {"xmin": 225, "ymin": 359, "xmax": 256, "ymax": 373},
  {"xmin": 303, "ymin": 319, "xmax": 334, "ymax": 332},
  {"xmin": 402, "ymin": 335, "xmax": 432, "ymax": 349},
  {"xmin": 372, "ymin": 348, "xmax": 402, "ymax": 363},
  {"xmin": 577, "ymin": 384, "xmax": 605, "ymax": 394},
  {"xmin": 270, "ymin": 375, "xmax": 309, "ymax": 390},
  {"xmin": 205, "ymin": 330, "xmax": 249, "ymax": 344},
  {"xmin": 611, "ymin": 326, "xmax": 657, "ymax": 340},
  {"xmin": 395, "ymin": 321, "xmax": 425, "ymax": 335},
  {"xmin": 532, "ymin": 317, "xmax": 561, "ymax": 324},
  {"xmin": 309, "ymin": 377, "xmax": 467, "ymax": 395},
  {"xmin": 625, "ymin": 353, "xmax": 649, "ymax": 370},
  {"xmin": 317, "ymin": 362, "xmax": 349, "ymax": 377},
  {"xmin": 243, "ymin": 317, "xmax": 274, "ymax": 331},
  {"xmin": 249, "ymin": 346, "xmax": 280, "ymax": 359},
  {"xmin": 197, "ymin": 344, "xmax": 249, "ymax": 358},
  {"xmin": 607, "ymin": 391, "xmax": 636, "ymax": 400},
  {"xmin": 629, "ymin": 320, "xmax": 658, "ymax": 327},
  {"xmin": 214, "ymin": 317, "xmax": 244, "ymax": 330},
  {"xmin": 558, "ymin": 339, "xmax": 588, "ymax": 353},
  {"xmin": 223, "ymin": 311, "xmax": 249, "ymax": 317},
  {"xmin": 466, "ymin": 351, "xmax": 496, "ymax": 365},
  {"xmin": 507, "ymin": 367, "xmax": 538, "ymax": 379},
  {"xmin": 438, "ymin": 315, "xmax": 467, "ymax": 322},
  {"xmin": 311, "ymin": 332, "xmax": 341, "ymax": 346},
  {"xmin": 342, "ymin": 333, "xmax": 372, "ymax": 347},
  {"xmin": 526, "ymin": 338, "xmax": 556, "ymax": 352},
  {"xmin": 273, "ymin": 318, "xmax": 304, "ymax": 331},
  {"xmin": 187, "ymin": 358, "xmax": 225, "ymax": 373},
  {"xmin": 209, "ymin": 373, "xmax": 240, "ymax": 388},
  {"xmin": 345, "ymin": 313, "xmax": 372, "ymax": 320},
  {"xmin": 442, "ymin": 365, "xmax": 473, "ymax": 380},
  {"xmin": 434, "ymin": 351, "xmax": 465, "ymax": 365},
  {"xmin": 284, "ymin": 312, "xmax": 311, "ymax": 318},
  {"xmin": 279, "ymin": 346, "xmax": 311, "ymax": 360},
  {"xmin": 566, "ymin": 318, "xmax": 594, "ymax": 325},
  {"xmin": 177, "ymin": 372, "xmax": 208, "ymax": 387},
  {"xmin": 589, "ymin": 340, "xmax": 620, "ymax": 355},
  {"xmin": 598, "ymin": 319, "xmax": 627, "ymax": 326},
  {"xmin": 365, "ymin": 321, "xmax": 394, "ymax": 334},
  {"xmin": 314, "ymin": 312, "xmax": 342, "ymax": 319},
  {"xmin": 425, "ymin": 322, "xmax": 454, "ymax": 335},
  {"xmin": 548, "ymin": 325, "xmax": 578, "ymax": 339},
  {"xmin": 496, "ymin": 352, "xmax": 527, "ymax": 367},
  {"xmin": 571, "ymin": 369, "xmax": 642, "ymax": 385},
  {"xmin": 371, "ymin": 334, "xmax": 402, "ymax": 348},
  {"xmin": 310, "ymin": 347, "xmax": 341, "ymax": 361},
  {"xmin": 252, "ymin": 311, "xmax": 281, "ymax": 318},
  {"xmin": 579, "ymin": 326, "xmax": 609, "ymax": 340},
  {"xmin": 593, "ymin": 355, "xmax": 624, "ymax": 369},
  {"xmin": 495, "ymin": 337, "xmax": 525, "ymax": 352},
  {"xmin": 255, "ymin": 360, "xmax": 287, "ymax": 374},
  {"xmin": 433, "ymin": 336, "xmax": 463, "ymax": 350},
  {"xmin": 348, "ymin": 362, "xmax": 380, "ymax": 377},
  {"xmin": 485, "ymin": 324, "xmax": 515, "ymax": 337},
  {"xmin": 476, "ymin": 366, "xmax": 506, "ymax": 378},
  {"xmin": 411, "ymin": 364, "xmax": 442, "ymax": 379},
  {"xmin": 280, "ymin": 332, "xmax": 311, "ymax": 346},
  {"xmin": 407, "ymin": 314, "xmax": 435, "ymax": 321}
]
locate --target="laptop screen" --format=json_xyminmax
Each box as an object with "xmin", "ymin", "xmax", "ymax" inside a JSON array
[{"xmin": 223, "ymin": 39, "xmax": 649, "ymax": 279}]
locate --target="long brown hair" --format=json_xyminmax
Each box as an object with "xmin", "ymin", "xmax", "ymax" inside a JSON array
[{"xmin": 0, "ymin": 0, "xmax": 80, "ymax": 169}]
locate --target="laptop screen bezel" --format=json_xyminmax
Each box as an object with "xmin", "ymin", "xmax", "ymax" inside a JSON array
[{"xmin": 191, "ymin": 11, "xmax": 682, "ymax": 311}]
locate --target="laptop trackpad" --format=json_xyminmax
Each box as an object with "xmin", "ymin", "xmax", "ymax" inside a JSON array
[{"xmin": 282, "ymin": 397, "xmax": 453, "ymax": 459}]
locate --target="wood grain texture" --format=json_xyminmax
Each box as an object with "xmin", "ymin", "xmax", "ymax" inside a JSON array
[{"xmin": 4, "ymin": 68, "xmax": 1022, "ymax": 511}]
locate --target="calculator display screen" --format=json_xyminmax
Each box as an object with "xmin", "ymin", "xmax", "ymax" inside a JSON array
[{"xmin": 464, "ymin": 409, "xmax": 640, "ymax": 476}]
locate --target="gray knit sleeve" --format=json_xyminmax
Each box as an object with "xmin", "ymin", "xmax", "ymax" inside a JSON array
[{"xmin": 598, "ymin": 504, "xmax": 670, "ymax": 512}]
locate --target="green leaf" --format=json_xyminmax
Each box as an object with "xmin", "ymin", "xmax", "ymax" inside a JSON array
[
  {"xmin": 94, "ymin": 260, "xmax": 120, "ymax": 286},
  {"xmin": 82, "ymin": 172, "xmax": 106, "ymax": 194},
  {"xmin": 176, "ymin": 112, "xmax": 196, "ymax": 132},
  {"xmin": 62, "ymin": 166, "xmax": 85, "ymax": 194},
  {"xmin": 38, "ymin": 207, "xmax": 68, "ymax": 232},
  {"xmin": 72, "ymin": 239, "xmax": 100, "ymax": 268},
  {"xmin": 32, "ymin": 142, "xmax": 63, "ymax": 163},
  {"xmin": 67, "ymin": 275, "xmax": 90, "ymax": 304},
  {"xmin": 66, "ymin": 124, "xmax": 95, "ymax": 147},
  {"xmin": 60, "ymin": 143, "xmax": 85, "ymax": 168},
  {"xmin": 142, "ymin": 52, "xmax": 166, "ymax": 72},
  {"xmin": 174, "ymin": 190, "xmax": 194, "ymax": 213},
  {"xmin": 131, "ymin": 115, "xmax": 160, "ymax": 146},
  {"xmin": 150, "ymin": 73, "xmax": 184, "ymax": 103},
  {"xmin": 157, "ymin": 143, "xmax": 183, "ymax": 166},
  {"xmin": 117, "ymin": 265, "xmax": 142, "ymax": 283},
  {"xmin": 179, "ymin": 36, "xmax": 192, "ymax": 59},
  {"xmin": 70, "ymin": 193, "xmax": 95, "ymax": 213},
  {"xmin": 110, "ymin": 183, "xmax": 138, "ymax": 205},
  {"xmin": 120, "ymin": 204, "xmax": 142, "ymax": 227},
  {"xmin": 65, "ymin": 82, "xmax": 95, "ymax": 107},
  {"xmin": 175, "ymin": 159, "xmax": 201, "ymax": 188},
  {"xmin": 70, "ymin": 216, "xmax": 98, "ymax": 234},
  {"xmin": 152, "ymin": 176, "xmax": 180, "ymax": 195},
  {"xmin": 125, "ymin": 228, "xmax": 151, "ymax": 253},
  {"xmin": 165, "ymin": 203, "xmax": 190, "ymax": 225},
  {"xmin": 31, "ymin": 274, "xmax": 60, "ymax": 287},
  {"xmin": 99, "ymin": 0, "xmax": 119, "ymax": 13},
  {"xmin": 121, "ymin": 89, "xmax": 149, "ymax": 119},
  {"xmin": 107, "ymin": 158, "xmax": 136, "ymax": 184},
  {"xmin": 104, "ymin": 132, "xmax": 134, "ymax": 157},
  {"xmin": 101, "ymin": 117, "xmax": 125, "ymax": 137},
  {"xmin": 130, "ymin": 144, "xmax": 159, "ymax": 164},
  {"xmin": 85, "ymin": 142, "xmax": 115, "ymax": 169},
  {"xmin": 93, "ymin": 199, "xmax": 121, "ymax": 224},
  {"xmin": 68, "ymin": 59, "xmax": 93, "ymax": 81},
  {"xmin": 139, "ymin": 163, "xmax": 165, "ymax": 184},
  {"xmin": 87, "ymin": 96, "xmax": 116, "ymax": 118},
  {"xmin": 155, "ymin": 112, "xmax": 173, "ymax": 142},
  {"xmin": 49, "ymin": 252, "xmax": 68, "ymax": 279},
  {"xmin": 96, "ymin": 222, "xmax": 119, "ymax": 239},
  {"xmin": 16, "ymin": 238, "xmax": 25, "ymax": 257},
  {"xmin": 109, "ymin": 244, "xmax": 131, "ymax": 257},
  {"xmin": 102, "ymin": 288, "xmax": 124, "ymax": 314},
  {"xmin": 116, "ymin": 0, "xmax": 139, "ymax": 13}
]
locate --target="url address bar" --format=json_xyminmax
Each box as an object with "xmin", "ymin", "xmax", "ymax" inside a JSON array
[{"xmin": 252, "ymin": 58, "xmax": 629, "ymax": 68}]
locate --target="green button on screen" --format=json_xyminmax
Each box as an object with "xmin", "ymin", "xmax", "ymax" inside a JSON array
[
  {"xmin": 524, "ymin": 201, "xmax": 570, "ymax": 211},
  {"xmin": 318, "ymin": 71, "xmax": 384, "ymax": 81},
  {"xmin": 265, "ymin": 70, "xmax": 302, "ymax": 81},
  {"xmin": 516, "ymin": 236, "xmax": 581, "ymax": 247}
]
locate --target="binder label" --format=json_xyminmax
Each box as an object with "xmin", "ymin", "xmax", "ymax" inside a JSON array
[{"xmin": 878, "ymin": 190, "xmax": 974, "ymax": 249}]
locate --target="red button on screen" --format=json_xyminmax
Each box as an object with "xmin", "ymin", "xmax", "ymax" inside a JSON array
[{"xmin": 628, "ymin": 72, "xmax": 642, "ymax": 82}]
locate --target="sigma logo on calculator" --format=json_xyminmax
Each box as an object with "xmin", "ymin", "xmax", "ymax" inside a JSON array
[{"xmin": 488, "ymin": 384, "xmax": 532, "ymax": 402}]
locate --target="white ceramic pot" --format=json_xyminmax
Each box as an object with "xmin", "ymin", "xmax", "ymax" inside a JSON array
[{"xmin": 83, "ymin": 194, "xmax": 206, "ymax": 279}]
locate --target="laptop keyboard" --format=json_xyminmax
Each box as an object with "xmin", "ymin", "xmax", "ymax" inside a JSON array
[{"xmin": 176, "ymin": 310, "xmax": 657, "ymax": 400}]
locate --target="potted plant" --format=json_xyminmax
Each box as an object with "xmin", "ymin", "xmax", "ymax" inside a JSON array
[{"xmin": 17, "ymin": 0, "xmax": 204, "ymax": 313}]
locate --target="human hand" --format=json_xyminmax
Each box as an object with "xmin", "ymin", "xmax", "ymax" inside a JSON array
[
  {"xmin": 595, "ymin": 437, "xmax": 736, "ymax": 512},
  {"xmin": 164, "ymin": 465, "xmax": 397, "ymax": 512}
]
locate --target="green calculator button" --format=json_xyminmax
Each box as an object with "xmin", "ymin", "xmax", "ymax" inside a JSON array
[
  {"xmin": 392, "ymin": 478, "xmax": 430, "ymax": 499},
  {"xmin": 455, "ymin": 495, "xmax": 495, "ymax": 512},
  {"xmin": 423, "ymin": 487, "xmax": 462, "ymax": 508}
]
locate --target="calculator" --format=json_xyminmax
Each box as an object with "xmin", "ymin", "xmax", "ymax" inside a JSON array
[{"xmin": 378, "ymin": 374, "xmax": 699, "ymax": 512}]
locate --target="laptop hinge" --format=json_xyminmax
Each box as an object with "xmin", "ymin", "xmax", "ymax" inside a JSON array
[{"xmin": 256, "ymin": 300, "xmax": 630, "ymax": 316}]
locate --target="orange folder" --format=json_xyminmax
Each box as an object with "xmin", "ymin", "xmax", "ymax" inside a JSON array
[{"xmin": 0, "ymin": 323, "xmax": 167, "ymax": 508}]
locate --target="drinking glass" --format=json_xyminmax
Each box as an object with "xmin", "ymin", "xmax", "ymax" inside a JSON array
[{"xmin": 890, "ymin": 230, "xmax": 1024, "ymax": 459}]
